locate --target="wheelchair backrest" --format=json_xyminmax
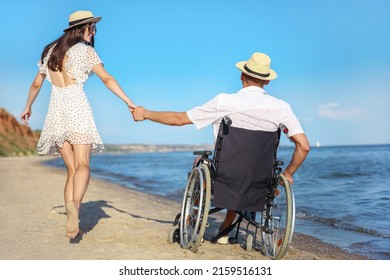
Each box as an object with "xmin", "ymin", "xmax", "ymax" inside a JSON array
[
  {"xmin": 212, "ymin": 116, "xmax": 281, "ymax": 180},
  {"xmin": 210, "ymin": 117, "xmax": 281, "ymax": 211}
]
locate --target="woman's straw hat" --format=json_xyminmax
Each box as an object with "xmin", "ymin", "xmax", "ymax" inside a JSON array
[
  {"xmin": 63, "ymin": 10, "xmax": 101, "ymax": 32},
  {"xmin": 236, "ymin": 52, "xmax": 277, "ymax": 80}
]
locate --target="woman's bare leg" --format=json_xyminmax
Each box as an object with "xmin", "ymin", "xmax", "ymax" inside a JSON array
[
  {"xmin": 59, "ymin": 143, "xmax": 91, "ymax": 238},
  {"xmin": 58, "ymin": 142, "xmax": 79, "ymax": 238},
  {"xmin": 72, "ymin": 144, "xmax": 92, "ymax": 210}
]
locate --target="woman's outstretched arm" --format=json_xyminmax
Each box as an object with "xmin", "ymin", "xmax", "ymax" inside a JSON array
[{"xmin": 92, "ymin": 64, "xmax": 137, "ymax": 110}]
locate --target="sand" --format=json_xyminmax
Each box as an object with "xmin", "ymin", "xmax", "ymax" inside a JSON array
[{"xmin": 0, "ymin": 156, "xmax": 368, "ymax": 260}]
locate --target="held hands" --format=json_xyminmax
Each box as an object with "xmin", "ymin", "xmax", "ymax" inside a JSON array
[
  {"xmin": 125, "ymin": 98, "xmax": 146, "ymax": 122},
  {"xmin": 126, "ymin": 100, "xmax": 138, "ymax": 112},
  {"xmin": 131, "ymin": 106, "xmax": 146, "ymax": 121}
]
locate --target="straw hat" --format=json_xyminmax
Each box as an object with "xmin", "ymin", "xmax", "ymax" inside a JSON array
[
  {"xmin": 63, "ymin": 10, "xmax": 101, "ymax": 32},
  {"xmin": 236, "ymin": 52, "xmax": 277, "ymax": 80}
]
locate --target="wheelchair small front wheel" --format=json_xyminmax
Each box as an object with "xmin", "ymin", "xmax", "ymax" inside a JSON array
[
  {"xmin": 245, "ymin": 234, "xmax": 253, "ymax": 251},
  {"xmin": 168, "ymin": 227, "xmax": 180, "ymax": 244},
  {"xmin": 179, "ymin": 164, "xmax": 211, "ymax": 253},
  {"xmin": 261, "ymin": 174, "xmax": 295, "ymax": 259}
]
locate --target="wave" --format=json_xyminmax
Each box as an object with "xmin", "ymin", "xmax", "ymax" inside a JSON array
[
  {"xmin": 348, "ymin": 240, "xmax": 390, "ymax": 259},
  {"xmin": 91, "ymin": 169, "xmax": 138, "ymax": 183},
  {"xmin": 296, "ymin": 211, "xmax": 389, "ymax": 239},
  {"xmin": 319, "ymin": 171, "xmax": 367, "ymax": 179}
]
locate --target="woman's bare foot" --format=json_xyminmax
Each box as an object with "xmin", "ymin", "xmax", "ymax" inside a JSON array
[{"xmin": 65, "ymin": 201, "xmax": 79, "ymax": 238}]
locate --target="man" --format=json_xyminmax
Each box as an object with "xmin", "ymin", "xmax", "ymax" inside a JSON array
[{"xmin": 132, "ymin": 52, "xmax": 310, "ymax": 244}]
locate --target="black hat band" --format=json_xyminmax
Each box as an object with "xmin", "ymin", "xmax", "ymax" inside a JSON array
[
  {"xmin": 244, "ymin": 64, "xmax": 270, "ymax": 78},
  {"xmin": 69, "ymin": 17, "xmax": 93, "ymax": 27}
]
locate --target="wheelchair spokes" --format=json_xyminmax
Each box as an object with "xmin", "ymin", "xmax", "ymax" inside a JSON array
[
  {"xmin": 260, "ymin": 174, "xmax": 295, "ymax": 259},
  {"xmin": 179, "ymin": 164, "xmax": 211, "ymax": 252}
]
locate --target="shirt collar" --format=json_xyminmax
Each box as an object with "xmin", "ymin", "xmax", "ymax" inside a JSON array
[{"xmin": 238, "ymin": 86, "xmax": 269, "ymax": 96}]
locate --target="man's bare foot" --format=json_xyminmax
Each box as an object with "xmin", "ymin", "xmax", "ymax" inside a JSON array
[{"xmin": 65, "ymin": 201, "xmax": 79, "ymax": 238}]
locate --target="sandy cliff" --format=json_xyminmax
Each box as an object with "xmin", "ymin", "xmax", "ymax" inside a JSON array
[{"xmin": 0, "ymin": 108, "xmax": 40, "ymax": 156}]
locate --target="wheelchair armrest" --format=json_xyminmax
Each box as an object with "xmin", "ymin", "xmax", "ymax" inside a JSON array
[{"xmin": 193, "ymin": 151, "xmax": 212, "ymax": 157}]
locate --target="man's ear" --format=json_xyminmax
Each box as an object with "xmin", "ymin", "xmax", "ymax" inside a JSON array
[{"xmin": 264, "ymin": 80, "xmax": 270, "ymax": 85}]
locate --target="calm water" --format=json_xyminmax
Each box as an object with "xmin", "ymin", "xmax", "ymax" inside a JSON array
[{"xmin": 45, "ymin": 144, "xmax": 390, "ymax": 259}]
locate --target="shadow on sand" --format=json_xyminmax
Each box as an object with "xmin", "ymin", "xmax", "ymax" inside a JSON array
[{"xmin": 54, "ymin": 200, "xmax": 174, "ymax": 244}]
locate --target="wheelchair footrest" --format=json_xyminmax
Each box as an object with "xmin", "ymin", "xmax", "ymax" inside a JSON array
[{"xmin": 228, "ymin": 237, "xmax": 238, "ymax": 244}]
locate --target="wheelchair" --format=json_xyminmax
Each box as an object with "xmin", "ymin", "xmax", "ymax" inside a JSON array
[{"xmin": 168, "ymin": 116, "xmax": 295, "ymax": 260}]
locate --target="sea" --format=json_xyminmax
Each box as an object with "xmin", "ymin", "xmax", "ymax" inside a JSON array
[{"xmin": 44, "ymin": 144, "xmax": 390, "ymax": 260}]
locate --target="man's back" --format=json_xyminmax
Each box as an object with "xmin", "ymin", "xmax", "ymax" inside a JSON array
[{"xmin": 187, "ymin": 85, "xmax": 303, "ymax": 140}]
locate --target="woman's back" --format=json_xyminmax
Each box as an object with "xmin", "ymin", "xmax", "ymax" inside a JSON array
[
  {"xmin": 41, "ymin": 43, "xmax": 102, "ymax": 88},
  {"xmin": 49, "ymin": 55, "xmax": 76, "ymax": 88}
]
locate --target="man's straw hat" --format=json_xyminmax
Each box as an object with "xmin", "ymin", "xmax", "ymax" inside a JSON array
[
  {"xmin": 236, "ymin": 52, "xmax": 277, "ymax": 80},
  {"xmin": 63, "ymin": 10, "xmax": 101, "ymax": 32}
]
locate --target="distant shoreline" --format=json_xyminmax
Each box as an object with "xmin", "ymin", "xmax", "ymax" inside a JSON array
[
  {"xmin": 101, "ymin": 143, "xmax": 390, "ymax": 154},
  {"xmin": 103, "ymin": 143, "xmax": 214, "ymax": 154}
]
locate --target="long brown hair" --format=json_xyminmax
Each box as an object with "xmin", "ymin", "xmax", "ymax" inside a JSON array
[{"xmin": 40, "ymin": 24, "xmax": 95, "ymax": 72}]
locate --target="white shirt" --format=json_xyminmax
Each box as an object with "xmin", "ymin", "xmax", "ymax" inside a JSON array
[{"xmin": 187, "ymin": 86, "xmax": 304, "ymax": 140}]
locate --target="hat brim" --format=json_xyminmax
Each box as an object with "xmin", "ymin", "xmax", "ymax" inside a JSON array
[
  {"xmin": 63, "ymin": 17, "xmax": 101, "ymax": 32},
  {"xmin": 236, "ymin": 61, "xmax": 277, "ymax": 81}
]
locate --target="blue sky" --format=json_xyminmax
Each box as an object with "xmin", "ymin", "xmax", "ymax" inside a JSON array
[{"xmin": 1, "ymin": 0, "xmax": 389, "ymax": 146}]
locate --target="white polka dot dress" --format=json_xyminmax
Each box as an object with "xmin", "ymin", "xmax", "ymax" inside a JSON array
[{"xmin": 36, "ymin": 43, "xmax": 104, "ymax": 155}]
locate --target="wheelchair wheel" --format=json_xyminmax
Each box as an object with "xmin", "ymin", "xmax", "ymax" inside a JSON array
[
  {"xmin": 246, "ymin": 234, "xmax": 253, "ymax": 251},
  {"xmin": 168, "ymin": 227, "xmax": 180, "ymax": 244},
  {"xmin": 261, "ymin": 174, "xmax": 295, "ymax": 259},
  {"xmin": 179, "ymin": 163, "xmax": 211, "ymax": 253}
]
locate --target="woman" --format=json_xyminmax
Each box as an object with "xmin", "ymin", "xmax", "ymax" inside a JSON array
[{"xmin": 20, "ymin": 10, "xmax": 137, "ymax": 238}]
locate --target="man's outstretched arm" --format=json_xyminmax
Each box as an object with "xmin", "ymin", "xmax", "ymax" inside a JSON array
[{"xmin": 132, "ymin": 106, "xmax": 193, "ymax": 126}]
